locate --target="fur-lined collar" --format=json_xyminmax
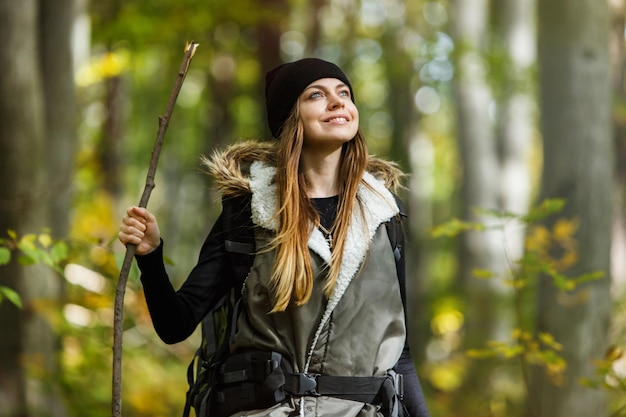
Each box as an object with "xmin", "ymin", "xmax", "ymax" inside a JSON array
[
  {"xmin": 202, "ymin": 140, "xmax": 405, "ymax": 198},
  {"xmin": 202, "ymin": 140, "xmax": 403, "ymax": 260}
]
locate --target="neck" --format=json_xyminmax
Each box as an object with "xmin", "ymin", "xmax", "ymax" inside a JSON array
[{"xmin": 301, "ymin": 147, "xmax": 342, "ymax": 198}]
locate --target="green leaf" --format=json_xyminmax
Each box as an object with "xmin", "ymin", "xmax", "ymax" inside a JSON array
[
  {"xmin": 431, "ymin": 218, "xmax": 484, "ymax": 238},
  {"xmin": 40, "ymin": 251, "xmax": 54, "ymax": 267},
  {"xmin": 573, "ymin": 270, "xmax": 605, "ymax": 286},
  {"xmin": 466, "ymin": 348, "xmax": 496, "ymax": 359},
  {"xmin": 50, "ymin": 241, "xmax": 68, "ymax": 264},
  {"xmin": 472, "ymin": 268, "xmax": 495, "ymax": 279},
  {"xmin": 522, "ymin": 199, "xmax": 566, "ymax": 223},
  {"xmin": 18, "ymin": 255, "xmax": 36, "ymax": 266},
  {"xmin": 473, "ymin": 207, "xmax": 520, "ymax": 220},
  {"xmin": 0, "ymin": 247, "xmax": 10, "ymax": 265},
  {"xmin": 0, "ymin": 286, "xmax": 22, "ymax": 308},
  {"xmin": 17, "ymin": 234, "xmax": 41, "ymax": 264}
]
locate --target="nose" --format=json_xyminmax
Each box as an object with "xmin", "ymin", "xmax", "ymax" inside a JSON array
[{"xmin": 328, "ymin": 93, "xmax": 345, "ymax": 109}]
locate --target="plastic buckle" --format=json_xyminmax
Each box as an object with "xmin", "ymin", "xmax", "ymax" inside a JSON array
[
  {"xmin": 297, "ymin": 373, "xmax": 319, "ymax": 396},
  {"xmin": 394, "ymin": 373, "xmax": 404, "ymax": 401}
]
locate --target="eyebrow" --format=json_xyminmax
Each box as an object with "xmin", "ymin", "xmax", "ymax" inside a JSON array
[{"xmin": 303, "ymin": 82, "xmax": 349, "ymax": 92}]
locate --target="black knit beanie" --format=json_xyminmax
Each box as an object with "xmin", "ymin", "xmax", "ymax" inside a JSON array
[{"xmin": 265, "ymin": 58, "xmax": 354, "ymax": 138}]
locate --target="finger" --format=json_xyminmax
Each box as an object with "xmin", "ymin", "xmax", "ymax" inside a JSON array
[
  {"xmin": 121, "ymin": 217, "xmax": 146, "ymax": 233},
  {"xmin": 127, "ymin": 206, "xmax": 149, "ymax": 223},
  {"xmin": 118, "ymin": 231, "xmax": 142, "ymax": 246}
]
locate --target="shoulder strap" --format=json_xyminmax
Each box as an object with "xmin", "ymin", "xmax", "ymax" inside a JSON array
[
  {"xmin": 221, "ymin": 193, "xmax": 255, "ymax": 295},
  {"xmin": 182, "ymin": 194, "xmax": 256, "ymax": 417},
  {"xmin": 385, "ymin": 194, "xmax": 406, "ymax": 262}
]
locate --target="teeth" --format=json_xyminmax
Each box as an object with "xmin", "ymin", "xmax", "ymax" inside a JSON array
[{"xmin": 328, "ymin": 117, "xmax": 347, "ymax": 123}]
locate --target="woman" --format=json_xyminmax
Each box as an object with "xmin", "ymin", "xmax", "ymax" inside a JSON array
[{"xmin": 119, "ymin": 58, "xmax": 430, "ymax": 417}]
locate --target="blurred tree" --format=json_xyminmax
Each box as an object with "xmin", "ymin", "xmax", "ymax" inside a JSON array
[
  {"xmin": 380, "ymin": 2, "xmax": 430, "ymax": 362},
  {"xmin": 0, "ymin": 1, "xmax": 44, "ymax": 414},
  {"xmin": 0, "ymin": 0, "xmax": 77, "ymax": 416},
  {"xmin": 609, "ymin": 0, "xmax": 626, "ymax": 297},
  {"xmin": 492, "ymin": 0, "xmax": 535, "ymax": 259},
  {"xmin": 530, "ymin": 0, "xmax": 612, "ymax": 416},
  {"xmin": 450, "ymin": 0, "xmax": 501, "ymax": 363},
  {"xmin": 450, "ymin": 0, "xmax": 536, "ymax": 408}
]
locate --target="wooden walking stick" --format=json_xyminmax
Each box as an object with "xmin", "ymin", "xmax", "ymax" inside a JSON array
[{"xmin": 112, "ymin": 41, "xmax": 198, "ymax": 417}]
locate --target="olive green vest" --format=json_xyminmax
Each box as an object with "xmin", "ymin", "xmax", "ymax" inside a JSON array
[{"xmin": 231, "ymin": 222, "xmax": 406, "ymax": 377}]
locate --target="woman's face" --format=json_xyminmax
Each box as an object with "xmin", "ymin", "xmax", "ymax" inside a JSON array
[{"xmin": 297, "ymin": 78, "xmax": 359, "ymax": 147}]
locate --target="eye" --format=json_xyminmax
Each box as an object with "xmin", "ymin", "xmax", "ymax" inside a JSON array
[
  {"xmin": 308, "ymin": 90, "xmax": 323, "ymax": 99},
  {"xmin": 339, "ymin": 89, "xmax": 351, "ymax": 98}
]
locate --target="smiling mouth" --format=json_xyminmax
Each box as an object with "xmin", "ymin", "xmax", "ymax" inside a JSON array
[{"xmin": 325, "ymin": 116, "xmax": 349, "ymax": 123}]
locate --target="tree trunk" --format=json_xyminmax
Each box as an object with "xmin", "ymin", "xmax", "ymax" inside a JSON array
[
  {"xmin": 451, "ymin": 0, "xmax": 537, "ymax": 409},
  {"xmin": 100, "ymin": 75, "xmax": 125, "ymax": 198},
  {"xmin": 450, "ymin": 0, "xmax": 512, "ymax": 405},
  {"xmin": 531, "ymin": 1, "xmax": 612, "ymax": 416},
  {"xmin": 492, "ymin": 0, "xmax": 535, "ymax": 259},
  {"xmin": 608, "ymin": 0, "xmax": 626, "ymax": 297},
  {"xmin": 40, "ymin": 0, "xmax": 78, "ymax": 236},
  {"xmin": 0, "ymin": 0, "xmax": 76, "ymax": 415},
  {"xmin": 0, "ymin": 0, "xmax": 46, "ymax": 415},
  {"xmin": 255, "ymin": 0, "xmax": 286, "ymax": 138},
  {"xmin": 379, "ymin": 20, "xmax": 430, "ymax": 363}
]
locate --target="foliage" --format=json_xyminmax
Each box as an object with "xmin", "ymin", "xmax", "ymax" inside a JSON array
[
  {"xmin": 0, "ymin": 285, "xmax": 21, "ymax": 308},
  {"xmin": 0, "ymin": 223, "xmax": 196, "ymax": 416},
  {"xmin": 0, "ymin": 230, "xmax": 69, "ymax": 308},
  {"xmin": 580, "ymin": 346, "xmax": 626, "ymax": 392},
  {"xmin": 431, "ymin": 198, "xmax": 620, "ymax": 412},
  {"xmin": 466, "ymin": 329, "xmax": 566, "ymax": 385}
]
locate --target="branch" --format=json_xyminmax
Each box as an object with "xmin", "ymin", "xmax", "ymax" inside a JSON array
[{"xmin": 111, "ymin": 41, "xmax": 198, "ymax": 417}]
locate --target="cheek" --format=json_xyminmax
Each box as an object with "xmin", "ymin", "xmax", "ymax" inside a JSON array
[{"xmin": 348, "ymin": 102, "xmax": 359, "ymax": 119}]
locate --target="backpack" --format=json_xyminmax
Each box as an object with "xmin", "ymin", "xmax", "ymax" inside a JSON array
[{"xmin": 182, "ymin": 194, "xmax": 406, "ymax": 417}]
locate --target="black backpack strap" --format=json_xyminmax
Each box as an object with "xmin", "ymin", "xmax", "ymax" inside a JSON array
[
  {"xmin": 385, "ymin": 194, "xmax": 409, "ymax": 337},
  {"xmin": 182, "ymin": 193, "xmax": 256, "ymax": 417},
  {"xmin": 221, "ymin": 193, "xmax": 255, "ymax": 295},
  {"xmin": 182, "ymin": 346, "xmax": 203, "ymax": 417},
  {"xmin": 385, "ymin": 194, "xmax": 406, "ymax": 262}
]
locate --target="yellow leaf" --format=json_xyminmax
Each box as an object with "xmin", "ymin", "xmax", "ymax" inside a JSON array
[
  {"xmin": 38, "ymin": 233, "xmax": 52, "ymax": 248},
  {"xmin": 605, "ymin": 345, "xmax": 623, "ymax": 362},
  {"xmin": 553, "ymin": 218, "xmax": 578, "ymax": 242},
  {"xmin": 472, "ymin": 268, "xmax": 494, "ymax": 279},
  {"xmin": 525, "ymin": 225, "xmax": 550, "ymax": 252},
  {"xmin": 19, "ymin": 234, "xmax": 37, "ymax": 249},
  {"xmin": 539, "ymin": 333, "xmax": 563, "ymax": 350},
  {"xmin": 431, "ymin": 310, "xmax": 464, "ymax": 335},
  {"xmin": 466, "ymin": 349, "xmax": 494, "ymax": 359},
  {"xmin": 99, "ymin": 52, "xmax": 127, "ymax": 78}
]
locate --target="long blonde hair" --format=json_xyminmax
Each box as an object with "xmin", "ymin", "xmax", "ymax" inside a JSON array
[{"xmin": 268, "ymin": 107, "xmax": 369, "ymax": 312}]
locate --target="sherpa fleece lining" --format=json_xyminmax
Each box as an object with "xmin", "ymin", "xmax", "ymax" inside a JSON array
[{"xmin": 247, "ymin": 160, "xmax": 399, "ymax": 372}]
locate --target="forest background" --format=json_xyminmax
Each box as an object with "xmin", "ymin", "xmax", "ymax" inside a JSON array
[{"xmin": 0, "ymin": 0, "xmax": 624, "ymax": 416}]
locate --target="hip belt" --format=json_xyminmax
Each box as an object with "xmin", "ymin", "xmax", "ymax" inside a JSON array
[
  {"xmin": 212, "ymin": 350, "xmax": 404, "ymax": 416},
  {"xmin": 283, "ymin": 372, "xmax": 402, "ymax": 404}
]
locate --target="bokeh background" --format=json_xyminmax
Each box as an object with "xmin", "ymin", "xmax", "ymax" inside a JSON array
[{"xmin": 1, "ymin": 0, "xmax": 625, "ymax": 416}]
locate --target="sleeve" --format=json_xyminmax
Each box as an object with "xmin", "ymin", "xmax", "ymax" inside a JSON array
[
  {"xmin": 392, "ymin": 198, "xmax": 431, "ymax": 417},
  {"xmin": 135, "ymin": 211, "xmax": 233, "ymax": 344},
  {"xmin": 396, "ymin": 348, "xmax": 430, "ymax": 417}
]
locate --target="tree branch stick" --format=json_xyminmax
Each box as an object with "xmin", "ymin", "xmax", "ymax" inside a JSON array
[{"xmin": 112, "ymin": 41, "xmax": 198, "ymax": 417}]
